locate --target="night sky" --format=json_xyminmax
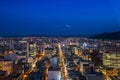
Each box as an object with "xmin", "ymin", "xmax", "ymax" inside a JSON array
[{"xmin": 0, "ymin": 0, "xmax": 120, "ymax": 36}]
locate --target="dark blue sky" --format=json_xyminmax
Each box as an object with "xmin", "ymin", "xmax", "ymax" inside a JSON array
[{"xmin": 0, "ymin": 0, "xmax": 120, "ymax": 36}]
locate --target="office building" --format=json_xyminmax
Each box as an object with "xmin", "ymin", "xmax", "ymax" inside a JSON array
[{"xmin": 103, "ymin": 50, "xmax": 120, "ymax": 69}]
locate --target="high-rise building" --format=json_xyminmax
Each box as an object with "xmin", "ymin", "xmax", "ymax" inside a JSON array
[
  {"xmin": 9, "ymin": 40, "xmax": 14, "ymax": 50},
  {"xmin": 28, "ymin": 42, "xmax": 37, "ymax": 57},
  {"xmin": 27, "ymin": 42, "xmax": 29, "ymax": 58}
]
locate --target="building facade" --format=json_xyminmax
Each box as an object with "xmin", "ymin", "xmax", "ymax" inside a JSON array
[
  {"xmin": 103, "ymin": 51, "xmax": 120, "ymax": 69},
  {"xmin": 0, "ymin": 60, "xmax": 13, "ymax": 75}
]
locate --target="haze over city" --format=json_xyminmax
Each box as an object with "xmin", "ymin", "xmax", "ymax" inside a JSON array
[{"xmin": 0, "ymin": 0, "xmax": 120, "ymax": 36}]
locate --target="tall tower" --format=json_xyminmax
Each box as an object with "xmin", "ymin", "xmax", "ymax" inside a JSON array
[
  {"xmin": 29, "ymin": 42, "xmax": 37, "ymax": 57},
  {"xmin": 27, "ymin": 42, "xmax": 29, "ymax": 58},
  {"xmin": 10, "ymin": 40, "xmax": 14, "ymax": 50}
]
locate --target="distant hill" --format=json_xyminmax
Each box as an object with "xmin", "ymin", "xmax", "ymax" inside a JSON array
[{"xmin": 91, "ymin": 30, "xmax": 120, "ymax": 40}]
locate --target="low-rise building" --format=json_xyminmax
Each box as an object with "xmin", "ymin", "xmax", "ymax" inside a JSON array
[
  {"xmin": 0, "ymin": 59, "xmax": 13, "ymax": 75},
  {"xmin": 86, "ymin": 72, "xmax": 104, "ymax": 80}
]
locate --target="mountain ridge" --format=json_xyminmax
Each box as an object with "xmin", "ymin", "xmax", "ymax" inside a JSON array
[{"xmin": 90, "ymin": 30, "xmax": 120, "ymax": 40}]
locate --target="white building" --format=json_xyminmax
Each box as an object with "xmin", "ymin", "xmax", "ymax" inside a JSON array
[{"xmin": 48, "ymin": 69, "xmax": 61, "ymax": 80}]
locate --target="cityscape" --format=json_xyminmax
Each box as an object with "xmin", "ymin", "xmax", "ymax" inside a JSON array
[
  {"xmin": 1, "ymin": 0, "xmax": 120, "ymax": 80},
  {"xmin": 0, "ymin": 37, "xmax": 120, "ymax": 80}
]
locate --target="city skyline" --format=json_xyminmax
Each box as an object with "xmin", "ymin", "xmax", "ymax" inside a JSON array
[
  {"xmin": 0, "ymin": 37, "xmax": 120, "ymax": 80},
  {"xmin": 0, "ymin": 0, "xmax": 120, "ymax": 36}
]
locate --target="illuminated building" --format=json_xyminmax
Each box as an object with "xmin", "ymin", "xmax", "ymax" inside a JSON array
[
  {"xmin": 83, "ymin": 42, "xmax": 89, "ymax": 49},
  {"xmin": 48, "ymin": 71, "xmax": 61, "ymax": 80},
  {"xmin": 51, "ymin": 57, "xmax": 59, "ymax": 67},
  {"xmin": 103, "ymin": 50, "xmax": 120, "ymax": 69},
  {"xmin": 16, "ymin": 52, "xmax": 26, "ymax": 60},
  {"xmin": 27, "ymin": 42, "xmax": 29, "ymax": 58},
  {"xmin": 69, "ymin": 45, "xmax": 79, "ymax": 55},
  {"xmin": 69, "ymin": 41, "xmax": 79, "ymax": 46},
  {"xmin": 48, "ymin": 68, "xmax": 61, "ymax": 80},
  {"xmin": 45, "ymin": 48, "xmax": 54, "ymax": 58},
  {"xmin": 4, "ymin": 53, "xmax": 16, "ymax": 61},
  {"xmin": 28, "ymin": 42, "xmax": 37, "ymax": 57},
  {"xmin": 84, "ymin": 63, "xmax": 104, "ymax": 80},
  {"xmin": 13, "ymin": 64, "xmax": 24, "ymax": 74},
  {"xmin": 0, "ymin": 59, "xmax": 13, "ymax": 75},
  {"xmin": 9, "ymin": 40, "xmax": 14, "ymax": 50}
]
